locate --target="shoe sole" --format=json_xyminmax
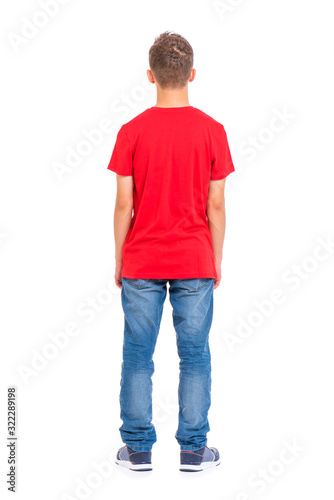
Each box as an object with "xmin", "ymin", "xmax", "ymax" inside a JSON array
[
  {"xmin": 115, "ymin": 459, "xmax": 152, "ymax": 471},
  {"xmin": 180, "ymin": 459, "xmax": 221, "ymax": 472}
]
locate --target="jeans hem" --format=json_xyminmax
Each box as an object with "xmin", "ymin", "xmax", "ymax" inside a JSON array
[
  {"xmin": 124, "ymin": 443, "xmax": 153, "ymax": 452},
  {"xmin": 179, "ymin": 441, "xmax": 207, "ymax": 451}
]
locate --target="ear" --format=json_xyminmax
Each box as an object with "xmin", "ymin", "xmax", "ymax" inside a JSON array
[
  {"xmin": 189, "ymin": 69, "xmax": 196, "ymax": 83},
  {"xmin": 147, "ymin": 69, "xmax": 155, "ymax": 84}
]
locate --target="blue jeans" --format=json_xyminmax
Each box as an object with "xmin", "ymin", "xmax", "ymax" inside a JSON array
[{"xmin": 119, "ymin": 277, "xmax": 214, "ymax": 452}]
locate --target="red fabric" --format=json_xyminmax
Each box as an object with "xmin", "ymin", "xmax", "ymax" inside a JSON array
[{"xmin": 107, "ymin": 106, "xmax": 235, "ymax": 279}]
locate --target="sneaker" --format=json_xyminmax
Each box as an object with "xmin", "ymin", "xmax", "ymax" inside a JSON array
[
  {"xmin": 115, "ymin": 445, "xmax": 152, "ymax": 471},
  {"xmin": 180, "ymin": 446, "xmax": 221, "ymax": 472}
]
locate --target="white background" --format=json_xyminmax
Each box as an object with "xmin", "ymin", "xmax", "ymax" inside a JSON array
[{"xmin": 1, "ymin": 0, "xmax": 334, "ymax": 499}]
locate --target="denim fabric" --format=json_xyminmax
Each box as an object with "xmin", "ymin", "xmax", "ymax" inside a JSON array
[{"xmin": 119, "ymin": 277, "xmax": 214, "ymax": 452}]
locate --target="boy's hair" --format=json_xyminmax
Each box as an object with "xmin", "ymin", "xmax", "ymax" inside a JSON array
[{"xmin": 148, "ymin": 31, "xmax": 194, "ymax": 90}]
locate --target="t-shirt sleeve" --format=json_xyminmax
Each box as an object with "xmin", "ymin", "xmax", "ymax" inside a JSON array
[
  {"xmin": 107, "ymin": 126, "xmax": 133, "ymax": 176},
  {"xmin": 210, "ymin": 126, "xmax": 235, "ymax": 180}
]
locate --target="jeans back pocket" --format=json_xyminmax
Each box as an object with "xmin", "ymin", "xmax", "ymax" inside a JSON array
[
  {"xmin": 180, "ymin": 278, "xmax": 212, "ymax": 292},
  {"xmin": 123, "ymin": 278, "xmax": 150, "ymax": 289}
]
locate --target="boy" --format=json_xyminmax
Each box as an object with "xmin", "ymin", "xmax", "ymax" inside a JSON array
[{"xmin": 107, "ymin": 31, "xmax": 235, "ymax": 472}]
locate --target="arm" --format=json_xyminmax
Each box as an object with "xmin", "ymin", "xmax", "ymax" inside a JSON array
[
  {"xmin": 114, "ymin": 174, "xmax": 134, "ymax": 288},
  {"xmin": 206, "ymin": 178, "xmax": 226, "ymax": 289}
]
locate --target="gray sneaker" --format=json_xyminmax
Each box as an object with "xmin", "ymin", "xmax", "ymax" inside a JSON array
[
  {"xmin": 115, "ymin": 445, "xmax": 152, "ymax": 471},
  {"xmin": 180, "ymin": 446, "xmax": 221, "ymax": 472}
]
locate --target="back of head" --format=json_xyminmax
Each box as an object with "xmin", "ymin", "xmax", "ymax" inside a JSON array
[{"xmin": 148, "ymin": 31, "xmax": 194, "ymax": 90}]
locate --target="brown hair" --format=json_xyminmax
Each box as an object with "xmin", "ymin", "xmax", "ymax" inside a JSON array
[{"xmin": 148, "ymin": 31, "xmax": 194, "ymax": 90}]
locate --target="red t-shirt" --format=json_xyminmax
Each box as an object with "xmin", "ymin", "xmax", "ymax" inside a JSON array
[{"xmin": 107, "ymin": 106, "xmax": 235, "ymax": 279}]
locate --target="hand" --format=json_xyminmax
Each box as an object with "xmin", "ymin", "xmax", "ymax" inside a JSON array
[
  {"xmin": 115, "ymin": 258, "xmax": 123, "ymax": 289},
  {"xmin": 213, "ymin": 259, "xmax": 222, "ymax": 289}
]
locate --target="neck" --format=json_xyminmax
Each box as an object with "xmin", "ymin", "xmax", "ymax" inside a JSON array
[{"xmin": 155, "ymin": 85, "xmax": 190, "ymax": 107}]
